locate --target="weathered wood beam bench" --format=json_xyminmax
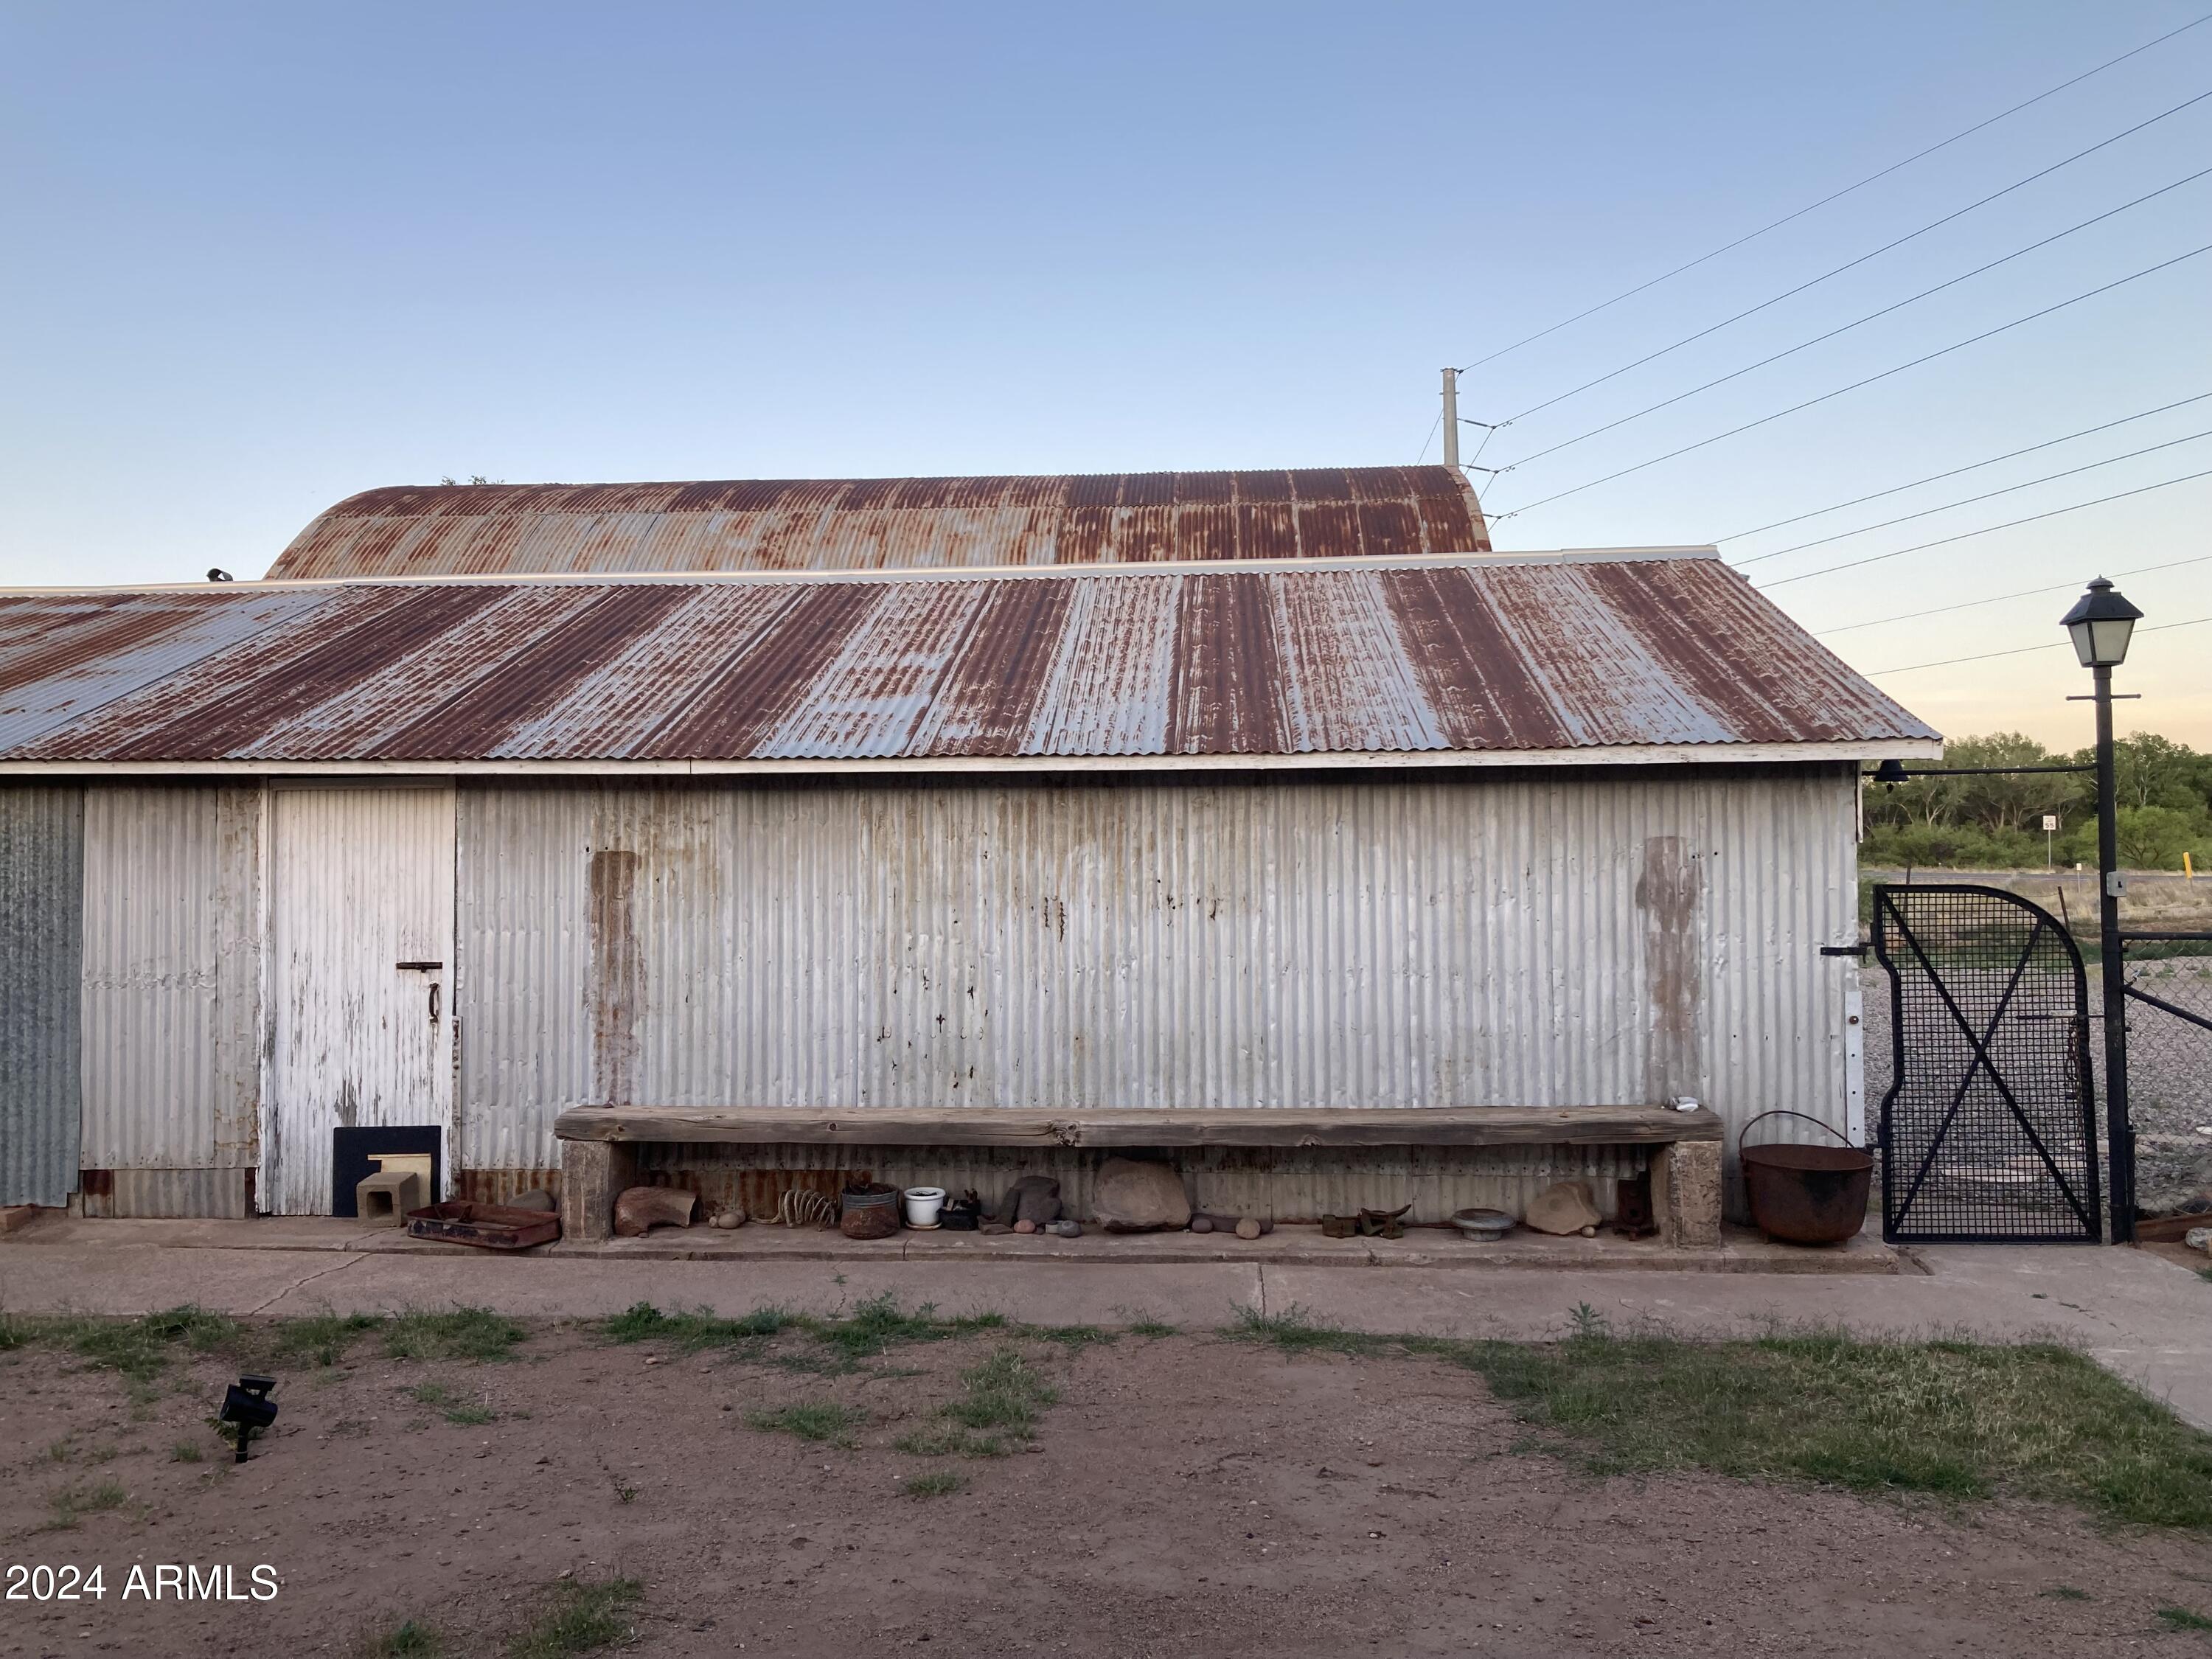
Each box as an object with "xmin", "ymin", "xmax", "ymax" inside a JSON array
[{"xmin": 552, "ymin": 1105, "xmax": 1724, "ymax": 1248}]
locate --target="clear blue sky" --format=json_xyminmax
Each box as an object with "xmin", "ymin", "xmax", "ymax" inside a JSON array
[{"xmin": 1, "ymin": 1, "xmax": 2206, "ymax": 745}]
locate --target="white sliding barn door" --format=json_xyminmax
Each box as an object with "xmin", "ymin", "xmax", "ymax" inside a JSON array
[{"xmin": 265, "ymin": 787, "xmax": 455, "ymax": 1214}]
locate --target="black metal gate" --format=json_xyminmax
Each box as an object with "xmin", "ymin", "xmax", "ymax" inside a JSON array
[
  {"xmin": 2120, "ymin": 935, "xmax": 2212, "ymax": 1220},
  {"xmin": 1873, "ymin": 883, "xmax": 2101, "ymax": 1243}
]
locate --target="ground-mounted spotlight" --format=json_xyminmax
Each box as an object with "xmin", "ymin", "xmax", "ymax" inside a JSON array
[{"xmin": 219, "ymin": 1375, "xmax": 279, "ymax": 1464}]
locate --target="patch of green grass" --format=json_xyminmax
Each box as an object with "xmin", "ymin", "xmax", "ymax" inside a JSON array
[
  {"xmin": 894, "ymin": 1426, "xmax": 1005, "ymax": 1458},
  {"xmin": 170, "ymin": 1441, "xmax": 204, "ymax": 1464},
  {"xmin": 599, "ymin": 1302, "xmax": 792, "ymax": 1350},
  {"xmin": 1127, "ymin": 1318, "xmax": 1179, "ymax": 1340},
  {"xmin": 371, "ymin": 1619, "xmax": 445, "ymax": 1658},
  {"xmin": 445, "ymin": 1405, "xmax": 496, "ymax": 1427},
  {"xmin": 894, "ymin": 1346, "xmax": 1057, "ymax": 1458},
  {"xmin": 808, "ymin": 1294, "xmax": 977, "ymax": 1363},
  {"xmin": 944, "ymin": 1346, "xmax": 1057, "ymax": 1436},
  {"xmin": 1226, "ymin": 1310, "xmax": 2212, "ymax": 1530},
  {"xmin": 2042, "ymin": 1585, "xmax": 2092, "ymax": 1601},
  {"xmin": 408, "ymin": 1381, "xmax": 456, "ymax": 1407},
  {"xmin": 903, "ymin": 1470, "xmax": 967, "ymax": 1498},
  {"xmin": 384, "ymin": 1309, "xmax": 526, "ymax": 1363},
  {"xmin": 271, "ymin": 1312, "xmax": 381, "ymax": 1367},
  {"xmin": 44, "ymin": 1481, "xmax": 126, "ymax": 1531},
  {"xmin": 601, "ymin": 1294, "xmax": 1009, "ymax": 1370},
  {"xmin": 13, "ymin": 1307, "xmax": 240, "ymax": 1382},
  {"xmin": 2157, "ymin": 1605, "xmax": 2212, "ymax": 1632},
  {"xmin": 742, "ymin": 1401, "xmax": 866, "ymax": 1448},
  {"xmin": 1025, "ymin": 1324, "xmax": 1116, "ymax": 1347},
  {"xmin": 1222, "ymin": 1304, "xmax": 1391, "ymax": 1357},
  {"xmin": 506, "ymin": 1576, "xmax": 642, "ymax": 1659}
]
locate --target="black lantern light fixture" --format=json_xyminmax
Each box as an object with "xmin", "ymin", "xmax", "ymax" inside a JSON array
[
  {"xmin": 2061, "ymin": 575, "xmax": 2142, "ymax": 669},
  {"xmin": 2062, "ymin": 576, "xmax": 2143, "ymax": 1241}
]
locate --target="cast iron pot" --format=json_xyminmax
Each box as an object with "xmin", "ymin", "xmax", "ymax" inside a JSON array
[{"xmin": 1739, "ymin": 1110, "xmax": 1873, "ymax": 1246}]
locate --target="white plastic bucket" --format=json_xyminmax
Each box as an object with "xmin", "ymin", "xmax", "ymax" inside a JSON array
[{"xmin": 902, "ymin": 1186, "xmax": 947, "ymax": 1229}]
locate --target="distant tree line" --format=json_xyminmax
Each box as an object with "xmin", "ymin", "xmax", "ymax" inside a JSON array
[{"xmin": 1861, "ymin": 732, "xmax": 2212, "ymax": 871}]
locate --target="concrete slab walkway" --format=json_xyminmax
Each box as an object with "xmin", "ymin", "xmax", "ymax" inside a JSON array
[{"xmin": 4, "ymin": 1220, "xmax": 2208, "ymax": 1428}]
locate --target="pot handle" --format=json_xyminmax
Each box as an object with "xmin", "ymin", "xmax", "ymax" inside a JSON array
[{"xmin": 1738, "ymin": 1109, "xmax": 1855, "ymax": 1150}]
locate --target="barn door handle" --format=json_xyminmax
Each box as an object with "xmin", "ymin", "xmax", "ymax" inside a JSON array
[{"xmin": 428, "ymin": 982, "xmax": 442, "ymax": 1025}]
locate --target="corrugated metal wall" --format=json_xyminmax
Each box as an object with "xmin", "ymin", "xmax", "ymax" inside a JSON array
[
  {"xmin": 80, "ymin": 786, "xmax": 262, "ymax": 1175},
  {"xmin": 80, "ymin": 1168, "xmax": 251, "ymax": 1220},
  {"xmin": 1, "ymin": 787, "xmax": 83, "ymax": 1206},
  {"xmin": 457, "ymin": 768, "xmax": 1859, "ymax": 1187}
]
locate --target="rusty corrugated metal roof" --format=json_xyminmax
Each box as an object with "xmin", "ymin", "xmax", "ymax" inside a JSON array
[
  {"xmin": 265, "ymin": 467, "xmax": 1491, "ymax": 580},
  {"xmin": 0, "ymin": 554, "xmax": 1937, "ymax": 768}
]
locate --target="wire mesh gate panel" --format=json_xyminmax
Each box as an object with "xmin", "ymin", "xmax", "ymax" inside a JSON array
[
  {"xmin": 2122, "ymin": 947, "xmax": 2212, "ymax": 1212},
  {"xmin": 1872, "ymin": 885, "xmax": 2101, "ymax": 1243}
]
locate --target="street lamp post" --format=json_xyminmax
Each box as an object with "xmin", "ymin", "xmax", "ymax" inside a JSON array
[{"xmin": 2062, "ymin": 576, "xmax": 2143, "ymax": 1243}]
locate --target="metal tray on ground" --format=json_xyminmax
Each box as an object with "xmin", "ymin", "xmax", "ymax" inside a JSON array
[{"xmin": 405, "ymin": 1200, "xmax": 561, "ymax": 1251}]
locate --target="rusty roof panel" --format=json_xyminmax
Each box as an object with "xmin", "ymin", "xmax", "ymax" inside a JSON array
[
  {"xmin": 267, "ymin": 468, "xmax": 1492, "ymax": 580},
  {"xmin": 491, "ymin": 585, "xmax": 798, "ymax": 759},
  {"xmin": 762, "ymin": 580, "xmax": 982, "ymax": 760},
  {"xmin": 0, "ymin": 588, "xmax": 326, "ymax": 751},
  {"xmin": 1023, "ymin": 575, "xmax": 1183, "ymax": 759},
  {"xmin": 906, "ymin": 580, "xmax": 1081, "ymax": 758},
  {"xmin": 0, "ymin": 554, "xmax": 1938, "ymax": 767},
  {"xmin": 1270, "ymin": 571, "xmax": 1445, "ymax": 756}
]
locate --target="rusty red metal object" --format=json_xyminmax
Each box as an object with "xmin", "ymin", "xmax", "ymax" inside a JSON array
[
  {"xmin": 1739, "ymin": 1110, "xmax": 1874, "ymax": 1246},
  {"xmin": 405, "ymin": 1199, "xmax": 561, "ymax": 1251},
  {"xmin": 266, "ymin": 468, "xmax": 1491, "ymax": 580},
  {"xmin": 0, "ymin": 554, "xmax": 1937, "ymax": 765}
]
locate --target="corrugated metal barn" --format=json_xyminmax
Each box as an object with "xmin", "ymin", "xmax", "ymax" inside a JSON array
[{"xmin": 0, "ymin": 467, "xmax": 1937, "ymax": 1222}]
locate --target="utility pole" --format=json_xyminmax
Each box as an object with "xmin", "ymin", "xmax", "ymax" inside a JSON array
[{"xmin": 1441, "ymin": 368, "xmax": 1460, "ymax": 470}]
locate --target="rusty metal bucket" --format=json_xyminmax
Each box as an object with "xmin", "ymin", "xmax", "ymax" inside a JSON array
[{"xmin": 1739, "ymin": 1110, "xmax": 1873, "ymax": 1245}]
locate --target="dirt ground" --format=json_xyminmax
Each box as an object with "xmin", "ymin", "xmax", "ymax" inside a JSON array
[{"xmin": 6, "ymin": 1319, "xmax": 2212, "ymax": 1659}]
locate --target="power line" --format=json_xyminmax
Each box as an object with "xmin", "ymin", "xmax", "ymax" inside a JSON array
[
  {"xmin": 1814, "ymin": 552, "xmax": 2212, "ymax": 636},
  {"xmin": 1416, "ymin": 408, "xmax": 1442, "ymax": 465},
  {"xmin": 1866, "ymin": 614, "xmax": 2211, "ymax": 675},
  {"xmin": 1736, "ymin": 427, "xmax": 2212, "ymax": 565},
  {"xmin": 1455, "ymin": 10, "xmax": 2212, "ymax": 374},
  {"xmin": 1714, "ymin": 392, "xmax": 2212, "ymax": 540},
  {"xmin": 1498, "ymin": 91, "xmax": 2212, "ymax": 428},
  {"xmin": 1486, "ymin": 242, "xmax": 2212, "ymax": 518},
  {"xmin": 1500, "ymin": 167, "xmax": 2212, "ymax": 471},
  {"xmin": 1759, "ymin": 466, "xmax": 2212, "ymax": 588}
]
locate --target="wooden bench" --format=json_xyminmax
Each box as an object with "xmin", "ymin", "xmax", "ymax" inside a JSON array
[{"xmin": 552, "ymin": 1105, "xmax": 1725, "ymax": 1247}]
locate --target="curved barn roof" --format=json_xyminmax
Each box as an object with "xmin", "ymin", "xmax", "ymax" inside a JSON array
[{"xmin": 265, "ymin": 467, "xmax": 1490, "ymax": 580}]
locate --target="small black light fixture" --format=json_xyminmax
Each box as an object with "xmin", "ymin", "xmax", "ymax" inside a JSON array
[
  {"xmin": 219, "ymin": 1374, "xmax": 278, "ymax": 1464},
  {"xmin": 1871, "ymin": 757, "xmax": 1911, "ymax": 788},
  {"xmin": 2060, "ymin": 575, "xmax": 2140, "ymax": 669}
]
